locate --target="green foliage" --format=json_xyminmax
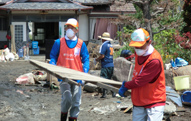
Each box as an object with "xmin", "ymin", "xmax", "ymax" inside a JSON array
[
  {"xmin": 131, "ymin": 5, "xmax": 143, "ymax": 19},
  {"xmin": 113, "ymin": 42, "xmax": 134, "ymax": 59},
  {"xmin": 153, "ymin": 29, "xmax": 191, "ymax": 63},
  {"xmin": 153, "ymin": 29, "xmax": 177, "ymax": 63},
  {"xmin": 114, "ymin": 27, "xmax": 134, "ymax": 59},
  {"xmin": 114, "ymin": 0, "xmax": 189, "ymax": 63}
]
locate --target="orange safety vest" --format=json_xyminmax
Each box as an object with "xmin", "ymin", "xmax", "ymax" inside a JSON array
[
  {"xmin": 57, "ymin": 37, "xmax": 83, "ymax": 72},
  {"xmin": 131, "ymin": 49, "xmax": 166, "ymax": 107}
]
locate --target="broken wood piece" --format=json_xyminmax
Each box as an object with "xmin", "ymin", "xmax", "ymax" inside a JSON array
[
  {"xmin": 182, "ymin": 102, "xmax": 191, "ymax": 106},
  {"xmin": 176, "ymin": 107, "xmax": 186, "ymax": 112},
  {"xmin": 123, "ymin": 105, "xmax": 133, "ymax": 113}
]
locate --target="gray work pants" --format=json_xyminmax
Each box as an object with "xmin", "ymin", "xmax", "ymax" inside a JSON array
[{"xmin": 60, "ymin": 79, "xmax": 82, "ymax": 118}]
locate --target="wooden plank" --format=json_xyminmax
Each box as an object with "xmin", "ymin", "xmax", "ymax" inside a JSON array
[
  {"xmin": 29, "ymin": 59, "xmax": 122, "ymax": 86},
  {"xmin": 10, "ymin": 25, "xmax": 16, "ymax": 53},
  {"xmin": 30, "ymin": 60, "xmax": 78, "ymax": 85},
  {"xmin": 97, "ymin": 82, "xmax": 119, "ymax": 93},
  {"xmin": 97, "ymin": 82, "xmax": 131, "ymax": 96}
]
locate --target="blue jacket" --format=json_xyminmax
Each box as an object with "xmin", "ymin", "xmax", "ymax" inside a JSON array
[{"xmin": 49, "ymin": 37, "xmax": 90, "ymax": 74}]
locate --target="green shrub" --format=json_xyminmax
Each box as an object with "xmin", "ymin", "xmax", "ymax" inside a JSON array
[{"xmin": 153, "ymin": 29, "xmax": 191, "ymax": 63}]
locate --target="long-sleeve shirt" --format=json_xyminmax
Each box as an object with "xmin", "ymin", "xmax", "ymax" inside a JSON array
[
  {"xmin": 125, "ymin": 54, "xmax": 165, "ymax": 108},
  {"xmin": 49, "ymin": 36, "xmax": 89, "ymax": 73}
]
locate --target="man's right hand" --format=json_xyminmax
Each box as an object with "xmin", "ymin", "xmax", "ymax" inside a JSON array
[
  {"xmin": 49, "ymin": 60, "xmax": 56, "ymax": 65},
  {"xmin": 118, "ymin": 81, "xmax": 128, "ymax": 97},
  {"xmin": 76, "ymin": 80, "xmax": 85, "ymax": 86}
]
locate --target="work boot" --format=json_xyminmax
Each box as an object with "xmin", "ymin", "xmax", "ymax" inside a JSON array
[
  {"xmin": 69, "ymin": 117, "xmax": 77, "ymax": 121},
  {"xmin": 100, "ymin": 89, "xmax": 107, "ymax": 98},
  {"xmin": 111, "ymin": 91, "xmax": 116, "ymax": 97},
  {"xmin": 61, "ymin": 112, "xmax": 67, "ymax": 121}
]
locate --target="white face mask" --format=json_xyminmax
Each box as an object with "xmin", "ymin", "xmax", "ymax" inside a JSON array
[
  {"xmin": 66, "ymin": 29, "xmax": 75, "ymax": 38},
  {"xmin": 134, "ymin": 46, "xmax": 149, "ymax": 56}
]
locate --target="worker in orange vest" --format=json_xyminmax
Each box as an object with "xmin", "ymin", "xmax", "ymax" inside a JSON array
[
  {"xmin": 118, "ymin": 28, "xmax": 166, "ymax": 121},
  {"xmin": 49, "ymin": 18, "xmax": 89, "ymax": 121}
]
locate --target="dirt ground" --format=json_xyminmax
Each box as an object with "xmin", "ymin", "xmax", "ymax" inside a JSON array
[{"xmin": 0, "ymin": 60, "xmax": 191, "ymax": 121}]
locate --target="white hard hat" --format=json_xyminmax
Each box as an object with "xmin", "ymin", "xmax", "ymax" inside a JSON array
[{"xmin": 65, "ymin": 18, "xmax": 79, "ymax": 29}]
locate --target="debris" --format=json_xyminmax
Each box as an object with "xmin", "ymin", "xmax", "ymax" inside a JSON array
[
  {"xmin": 15, "ymin": 73, "xmax": 35, "ymax": 85},
  {"xmin": 83, "ymin": 83, "xmax": 98, "ymax": 93},
  {"xmin": 113, "ymin": 101, "xmax": 121, "ymax": 104},
  {"xmin": 32, "ymin": 70, "xmax": 47, "ymax": 82},
  {"xmin": 16, "ymin": 90, "xmax": 30, "ymax": 98},
  {"xmin": 123, "ymin": 104, "xmax": 133, "ymax": 113},
  {"xmin": 164, "ymin": 101, "xmax": 176, "ymax": 114},
  {"xmin": 92, "ymin": 104, "xmax": 118, "ymax": 115},
  {"xmin": 166, "ymin": 86, "xmax": 182, "ymax": 107},
  {"xmin": 91, "ymin": 101, "xmax": 132, "ymax": 115},
  {"xmin": 87, "ymin": 42, "xmax": 101, "ymax": 70},
  {"xmin": 50, "ymin": 83, "xmax": 59, "ymax": 89},
  {"xmin": 176, "ymin": 107, "xmax": 186, "ymax": 112}
]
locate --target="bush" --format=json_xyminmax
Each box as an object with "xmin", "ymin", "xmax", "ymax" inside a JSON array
[
  {"xmin": 153, "ymin": 29, "xmax": 191, "ymax": 63},
  {"xmin": 174, "ymin": 31, "xmax": 191, "ymax": 62}
]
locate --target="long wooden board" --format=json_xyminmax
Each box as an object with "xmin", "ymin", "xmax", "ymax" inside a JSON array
[
  {"xmin": 29, "ymin": 59, "xmax": 122, "ymax": 86},
  {"xmin": 97, "ymin": 82, "xmax": 131, "ymax": 96}
]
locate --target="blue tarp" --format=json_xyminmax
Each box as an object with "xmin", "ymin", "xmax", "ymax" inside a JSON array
[{"xmin": 166, "ymin": 86, "xmax": 182, "ymax": 107}]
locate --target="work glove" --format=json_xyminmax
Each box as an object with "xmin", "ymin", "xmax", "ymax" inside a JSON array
[
  {"xmin": 76, "ymin": 80, "xmax": 85, "ymax": 86},
  {"xmin": 118, "ymin": 81, "xmax": 128, "ymax": 97},
  {"xmin": 49, "ymin": 60, "xmax": 56, "ymax": 65},
  {"xmin": 83, "ymin": 68, "xmax": 89, "ymax": 73}
]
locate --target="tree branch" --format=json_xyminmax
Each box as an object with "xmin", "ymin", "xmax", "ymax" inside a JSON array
[
  {"xmin": 132, "ymin": 1, "xmax": 144, "ymax": 10},
  {"xmin": 152, "ymin": 23, "xmax": 166, "ymax": 35},
  {"xmin": 149, "ymin": 0, "xmax": 154, "ymax": 4},
  {"xmin": 151, "ymin": 0, "xmax": 168, "ymax": 17}
]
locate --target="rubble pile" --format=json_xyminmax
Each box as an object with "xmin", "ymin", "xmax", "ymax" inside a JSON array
[
  {"xmin": 0, "ymin": 48, "xmax": 19, "ymax": 62},
  {"xmin": 87, "ymin": 42, "xmax": 101, "ymax": 70}
]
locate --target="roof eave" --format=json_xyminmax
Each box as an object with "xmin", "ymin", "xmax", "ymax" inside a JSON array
[
  {"xmin": 81, "ymin": 3, "xmax": 112, "ymax": 5},
  {"xmin": 0, "ymin": 8, "xmax": 93, "ymax": 11},
  {"xmin": 0, "ymin": 3, "xmax": 6, "ymax": 5}
]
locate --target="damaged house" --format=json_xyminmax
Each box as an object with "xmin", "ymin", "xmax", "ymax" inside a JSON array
[{"xmin": 0, "ymin": 0, "xmax": 136, "ymax": 58}]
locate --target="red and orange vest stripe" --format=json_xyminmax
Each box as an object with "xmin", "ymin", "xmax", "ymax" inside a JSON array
[
  {"xmin": 131, "ymin": 49, "xmax": 166, "ymax": 106},
  {"xmin": 57, "ymin": 37, "xmax": 83, "ymax": 72}
]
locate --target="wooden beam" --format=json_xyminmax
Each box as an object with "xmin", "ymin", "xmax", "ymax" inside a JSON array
[
  {"xmin": 97, "ymin": 82, "xmax": 119, "ymax": 93},
  {"xmin": 97, "ymin": 82, "xmax": 131, "ymax": 97},
  {"xmin": 10, "ymin": 25, "xmax": 16, "ymax": 53},
  {"xmin": 30, "ymin": 60, "xmax": 78, "ymax": 85},
  {"xmin": 29, "ymin": 59, "xmax": 122, "ymax": 86}
]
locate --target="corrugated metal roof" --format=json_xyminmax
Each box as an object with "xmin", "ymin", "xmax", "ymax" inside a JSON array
[
  {"xmin": 110, "ymin": 1, "xmax": 136, "ymax": 12},
  {"xmin": 73, "ymin": 0, "xmax": 114, "ymax": 5},
  {"xmin": 0, "ymin": 2, "xmax": 93, "ymax": 10}
]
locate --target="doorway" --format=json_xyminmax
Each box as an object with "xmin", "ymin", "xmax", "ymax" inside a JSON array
[{"xmin": 34, "ymin": 22, "xmax": 59, "ymax": 54}]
